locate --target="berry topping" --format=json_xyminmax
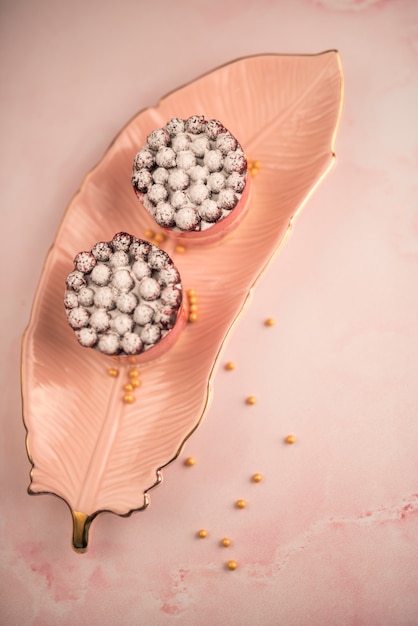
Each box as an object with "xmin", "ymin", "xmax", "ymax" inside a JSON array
[
  {"xmin": 175, "ymin": 207, "xmax": 200, "ymax": 231},
  {"xmin": 91, "ymin": 263, "xmax": 111, "ymax": 286},
  {"xmin": 67, "ymin": 307, "xmax": 90, "ymax": 329},
  {"xmin": 134, "ymin": 149, "xmax": 154, "ymax": 170},
  {"xmin": 198, "ymin": 199, "xmax": 222, "ymax": 223},
  {"xmin": 217, "ymin": 188, "xmax": 238, "ymax": 210},
  {"xmin": 74, "ymin": 251, "xmax": 96, "ymax": 273},
  {"xmin": 216, "ymin": 132, "xmax": 238, "ymax": 155},
  {"xmin": 188, "ymin": 182, "xmax": 210, "ymax": 205},
  {"xmin": 76, "ymin": 327, "xmax": 97, "ymax": 348},
  {"xmin": 207, "ymin": 172, "xmax": 226, "ymax": 193},
  {"xmin": 64, "ymin": 291, "xmax": 79, "ymax": 309},
  {"xmin": 176, "ymin": 150, "xmax": 196, "ymax": 171},
  {"xmin": 203, "ymin": 149, "xmax": 223, "ymax": 172},
  {"xmin": 109, "ymin": 250, "xmax": 130, "ymax": 268},
  {"xmin": 206, "ymin": 119, "xmax": 226, "ymax": 139},
  {"xmin": 165, "ymin": 118, "xmax": 185, "ymax": 135},
  {"xmin": 91, "ymin": 241, "xmax": 112, "ymax": 261},
  {"xmin": 148, "ymin": 183, "xmax": 169, "ymax": 205},
  {"xmin": 132, "ymin": 258, "xmax": 152, "ymax": 280},
  {"xmin": 94, "ymin": 286, "xmax": 115, "ymax": 310},
  {"xmin": 121, "ymin": 333, "xmax": 143, "ymax": 355},
  {"xmin": 111, "ymin": 313, "xmax": 134, "ymax": 336},
  {"xmin": 98, "ymin": 332, "xmax": 120, "ymax": 355},
  {"xmin": 132, "ymin": 169, "xmax": 153, "ymax": 193},
  {"xmin": 112, "ymin": 269, "xmax": 135, "ymax": 292},
  {"xmin": 168, "ymin": 170, "xmax": 190, "ymax": 191},
  {"xmin": 140, "ymin": 323, "xmax": 161, "ymax": 345},
  {"xmin": 155, "ymin": 147, "xmax": 176, "ymax": 168},
  {"xmin": 66, "ymin": 271, "xmax": 86, "ymax": 292},
  {"xmin": 185, "ymin": 115, "xmax": 206, "ymax": 134},
  {"xmin": 133, "ymin": 303, "xmax": 154, "ymax": 325},
  {"xmin": 78, "ymin": 287, "xmax": 95, "ymax": 307},
  {"xmin": 90, "ymin": 309, "xmax": 111, "ymax": 332},
  {"xmin": 138, "ymin": 277, "xmax": 161, "ymax": 301},
  {"xmin": 111, "ymin": 232, "xmax": 132, "ymax": 252},
  {"xmin": 147, "ymin": 128, "xmax": 170, "ymax": 150},
  {"xmin": 116, "ymin": 291, "xmax": 138, "ymax": 313},
  {"xmin": 171, "ymin": 133, "xmax": 191, "ymax": 152},
  {"xmin": 154, "ymin": 202, "xmax": 175, "ymax": 227},
  {"xmin": 152, "ymin": 167, "xmax": 169, "ymax": 185}
]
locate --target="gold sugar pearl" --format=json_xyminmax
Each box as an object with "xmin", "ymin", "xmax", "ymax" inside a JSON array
[
  {"xmin": 254, "ymin": 160, "xmax": 261, "ymax": 169},
  {"xmin": 221, "ymin": 537, "xmax": 231, "ymax": 547},
  {"xmin": 188, "ymin": 312, "xmax": 198, "ymax": 323},
  {"xmin": 285, "ymin": 434, "xmax": 296, "ymax": 445},
  {"xmin": 189, "ymin": 304, "xmax": 198, "ymax": 313},
  {"xmin": 175, "ymin": 244, "xmax": 186, "ymax": 254},
  {"xmin": 235, "ymin": 499, "xmax": 247, "ymax": 509},
  {"xmin": 252, "ymin": 473, "xmax": 263, "ymax": 483},
  {"xmin": 245, "ymin": 396, "xmax": 257, "ymax": 405},
  {"xmin": 124, "ymin": 383, "xmax": 134, "ymax": 392},
  {"xmin": 264, "ymin": 318, "xmax": 276, "ymax": 327},
  {"xmin": 225, "ymin": 361, "xmax": 236, "ymax": 371},
  {"xmin": 123, "ymin": 393, "xmax": 135, "ymax": 404},
  {"xmin": 107, "ymin": 367, "xmax": 119, "ymax": 377},
  {"xmin": 128, "ymin": 369, "xmax": 140, "ymax": 379},
  {"xmin": 184, "ymin": 457, "xmax": 196, "ymax": 467},
  {"xmin": 153, "ymin": 233, "xmax": 165, "ymax": 244},
  {"xmin": 130, "ymin": 378, "xmax": 141, "ymax": 388},
  {"xmin": 144, "ymin": 229, "xmax": 155, "ymax": 239},
  {"xmin": 197, "ymin": 529, "xmax": 208, "ymax": 539},
  {"xmin": 226, "ymin": 560, "xmax": 238, "ymax": 571},
  {"xmin": 187, "ymin": 289, "xmax": 196, "ymax": 297}
]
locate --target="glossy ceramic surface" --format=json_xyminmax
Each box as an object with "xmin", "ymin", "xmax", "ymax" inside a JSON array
[{"xmin": 21, "ymin": 52, "xmax": 343, "ymax": 551}]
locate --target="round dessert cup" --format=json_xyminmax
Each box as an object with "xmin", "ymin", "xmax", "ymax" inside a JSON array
[{"xmin": 64, "ymin": 234, "xmax": 187, "ymax": 366}]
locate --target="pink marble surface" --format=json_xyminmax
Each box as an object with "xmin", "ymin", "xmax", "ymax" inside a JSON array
[{"xmin": 1, "ymin": 0, "xmax": 417, "ymax": 624}]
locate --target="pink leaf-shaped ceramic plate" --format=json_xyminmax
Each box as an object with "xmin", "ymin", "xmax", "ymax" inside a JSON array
[{"xmin": 21, "ymin": 53, "xmax": 343, "ymax": 552}]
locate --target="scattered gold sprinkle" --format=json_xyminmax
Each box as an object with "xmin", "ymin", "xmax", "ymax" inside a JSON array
[
  {"xmin": 245, "ymin": 396, "xmax": 257, "ymax": 405},
  {"xmin": 221, "ymin": 537, "xmax": 231, "ymax": 547},
  {"xmin": 235, "ymin": 499, "xmax": 247, "ymax": 509},
  {"xmin": 225, "ymin": 361, "xmax": 236, "ymax": 371},
  {"xmin": 264, "ymin": 318, "xmax": 276, "ymax": 327},
  {"xmin": 128, "ymin": 369, "xmax": 140, "ymax": 379},
  {"xmin": 123, "ymin": 393, "xmax": 135, "ymax": 404},
  {"xmin": 175, "ymin": 244, "xmax": 186, "ymax": 254},
  {"xmin": 226, "ymin": 560, "xmax": 238, "ymax": 571},
  {"xmin": 124, "ymin": 383, "xmax": 134, "ymax": 392},
  {"xmin": 153, "ymin": 232, "xmax": 165, "ymax": 244},
  {"xmin": 188, "ymin": 312, "xmax": 198, "ymax": 323},
  {"xmin": 184, "ymin": 457, "xmax": 196, "ymax": 467},
  {"xmin": 285, "ymin": 434, "xmax": 296, "ymax": 445},
  {"xmin": 130, "ymin": 378, "xmax": 141, "ymax": 388},
  {"xmin": 107, "ymin": 367, "xmax": 119, "ymax": 377},
  {"xmin": 144, "ymin": 229, "xmax": 155, "ymax": 239},
  {"xmin": 248, "ymin": 159, "xmax": 261, "ymax": 178},
  {"xmin": 252, "ymin": 473, "xmax": 263, "ymax": 483},
  {"xmin": 128, "ymin": 356, "xmax": 137, "ymax": 364},
  {"xmin": 197, "ymin": 529, "xmax": 208, "ymax": 539}
]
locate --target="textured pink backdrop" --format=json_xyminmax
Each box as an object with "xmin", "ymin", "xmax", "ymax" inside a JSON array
[{"xmin": 1, "ymin": 1, "xmax": 418, "ymax": 625}]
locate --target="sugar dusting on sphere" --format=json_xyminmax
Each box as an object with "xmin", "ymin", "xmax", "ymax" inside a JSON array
[{"xmin": 64, "ymin": 234, "xmax": 183, "ymax": 357}]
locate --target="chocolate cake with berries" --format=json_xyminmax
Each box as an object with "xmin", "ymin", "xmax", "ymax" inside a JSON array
[
  {"xmin": 64, "ymin": 233, "xmax": 186, "ymax": 362},
  {"xmin": 132, "ymin": 116, "xmax": 250, "ymax": 240}
]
